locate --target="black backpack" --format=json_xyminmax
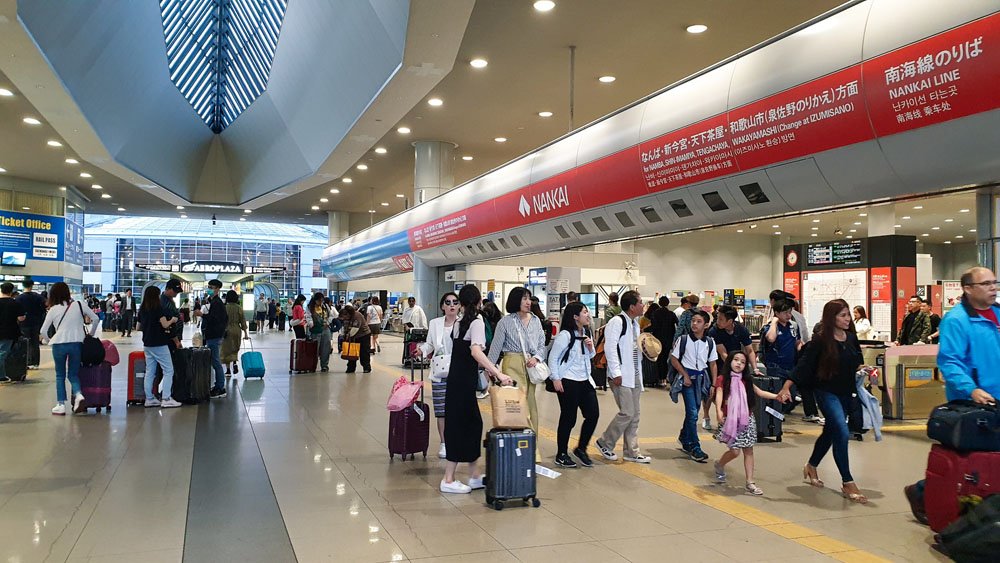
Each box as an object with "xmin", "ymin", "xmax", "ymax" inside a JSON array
[
  {"xmin": 666, "ymin": 335, "xmax": 715, "ymax": 385},
  {"xmin": 77, "ymin": 303, "xmax": 106, "ymax": 367}
]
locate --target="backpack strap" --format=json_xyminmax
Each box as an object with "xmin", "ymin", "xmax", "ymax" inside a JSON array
[
  {"xmin": 616, "ymin": 313, "xmax": 629, "ymax": 363},
  {"xmin": 560, "ymin": 330, "xmax": 574, "ymax": 364}
]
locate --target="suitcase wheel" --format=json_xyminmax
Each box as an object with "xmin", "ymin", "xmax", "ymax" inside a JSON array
[
  {"xmin": 492, "ymin": 500, "xmax": 504, "ymax": 511},
  {"xmin": 485, "ymin": 495, "xmax": 494, "ymax": 505},
  {"xmin": 531, "ymin": 498, "xmax": 541, "ymax": 508},
  {"xmin": 776, "ymin": 435, "xmax": 782, "ymax": 443},
  {"xmin": 423, "ymin": 452, "xmax": 427, "ymax": 459}
]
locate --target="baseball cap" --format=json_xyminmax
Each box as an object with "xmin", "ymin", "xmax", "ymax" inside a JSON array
[{"xmin": 165, "ymin": 279, "xmax": 182, "ymax": 292}]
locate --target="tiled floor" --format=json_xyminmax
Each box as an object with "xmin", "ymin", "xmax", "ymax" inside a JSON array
[{"xmin": 0, "ymin": 328, "xmax": 948, "ymax": 562}]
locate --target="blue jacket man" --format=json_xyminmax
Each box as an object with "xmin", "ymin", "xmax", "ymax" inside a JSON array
[{"xmin": 905, "ymin": 266, "xmax": 999, "ymax": 525}]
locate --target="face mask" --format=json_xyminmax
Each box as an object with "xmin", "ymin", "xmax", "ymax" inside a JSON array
[{"xmin": 205, "ymin": 289, "xmax": 214, "ymax": 297}]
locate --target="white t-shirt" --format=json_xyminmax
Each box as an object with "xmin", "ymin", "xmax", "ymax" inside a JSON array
[
  {"xmin": 671, "ymin": 334, "xmax": 719, "ymax": 372},
  {"xmin": 366, "ymin": 304, "xmax": 382, "ymax": 325}
]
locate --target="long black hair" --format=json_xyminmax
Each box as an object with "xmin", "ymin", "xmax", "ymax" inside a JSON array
[
  {"xmin": 141, "ymin": 285, "xmax": 161, "ymax": 314},
  {"xmin": 458, "ymin": 284, "xmax": 482, "ymax": 335},
  {"xmin": 720, "ymin": 351, "xmax": 756, "ymax": 410},
  {"xmin": 558, "ymin": 302, "xmax": 591, "ymax": 361}
]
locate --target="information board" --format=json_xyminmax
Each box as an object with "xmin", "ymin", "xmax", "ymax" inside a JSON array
[
  {"xmin": 806, "ymin": 240, "xmax": 863, "ymax": 267},
  {"xmin": 0, "ymin": 210, "xmax": 66, "ymax": 262},
  {"xmin": 801, "ymin": 269, "xmax": 868, "ymax": 329}
]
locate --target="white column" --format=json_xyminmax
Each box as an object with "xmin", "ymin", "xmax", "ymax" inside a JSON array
[
  {"xmin": 412, "ymin": 141, "xmax": 457, "ymax": 310},
  {"xmin": 868, "ymin": 206, "xmax": 897, "ymax": 237},
  {"xmin": 976, "ymin": 188, "xmax": 999, "ymax": 271},
  {"xmin": 327, "ymin": 211, "xmax": 350, "ymax": 293}
]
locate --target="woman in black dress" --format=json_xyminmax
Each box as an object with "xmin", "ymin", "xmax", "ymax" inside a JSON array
[{"xmin": 440, "ymin": 285, "xmax": 512, "ymax": 494}]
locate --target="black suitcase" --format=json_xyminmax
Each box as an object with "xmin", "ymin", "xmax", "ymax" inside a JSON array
[
  {"xmin": 591, "ymin": 366, "xmax": 608, "ymax": 391},
  {"xmin": 168, "ymin": 348, "xmax": 191, "ymax": 403},
  {"xmin": 249, "ymin": 320, "xmax": 259, "ymax": 333},
  {"xmin": 4, "ymin": 337, "xmax": 28, "ymax": 382},
  {"xmin": 753, "ymin": 376, "xmax": 784, "ymax": 442},
  {"xmin": 170, "ymin": 347, "xmax": 212, "ymax": 403},
  {"xmin": 641, "ymin": 356, "xmax": 660, "ymax": 388},
  {"xmin": 937, "ymin": 493, "xmax": 1000, "ymax": 562},
  {"xmin": 928, "ymin": 401, "xmax": 1000, "ymax": 452},
  {"xmin": 483, "ymin": 428, "xmax": 541, "ymax": 511}
]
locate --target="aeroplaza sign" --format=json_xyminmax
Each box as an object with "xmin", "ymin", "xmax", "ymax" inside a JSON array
[{"xmin": 136, "ymin": 262, "xmax": 286, "ymax": 275}]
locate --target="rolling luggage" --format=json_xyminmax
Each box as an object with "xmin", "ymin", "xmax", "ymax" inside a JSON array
[
  {"xmin": 483, "ymin": 428, "xmax": 541, "ymax": 510},
  {"xmin": 925, "ymin": 444, "xmax": 1000, "ymax": 532},
  {"xmin": 186, "ymin": 347, "xmax": 213, "ymax": 402},
  {"xmin": 641, "ymin": 356, "xmax": 660, "ymax": 388},
  {"xmin": 753, "ymin": 375, "xmax": 784, "ymax": 442},
  {"xmin": 241, "ymin": 339, "xmax": 265, "ymax": 379},
  {"xmin": 591, "ymin": 366, "xmax": 607, "ymax": 391},
  {"xmin": 388, "ymin": 362, "xmax": 429, "ymax": 461},
  {"xmin": 936, "ymin": 494, "xmax": 1000, "ymax": 562},
  {"xmin": 927, "ymin": 401, "xmax": 1000, "ymax": 452},
  {"xmin": 249, "ymin": 320, "xmax": 259, "ymax": 333},
  {"xmin": 78, "ymin": 361, "xmax": 112, "ymax": 413},
  {"xmin": 402, "ymin": 328, "xmax": 428, "ymax": 368},
  {"xmin": 289, "ymin": 338, "xmax": 318, "ymax": 374},
  {"xmin": 126, "ymin": 350, "xmax": 148, "ymax": 405},
  {"xmin": 4, "ymin": 336, "xmax": 28, "ymax": 382}
]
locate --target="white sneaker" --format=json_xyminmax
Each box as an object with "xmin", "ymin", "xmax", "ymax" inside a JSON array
[
  {"xmin": 595, "ymin": 439, "xmax": 618, "ymax": 461},
  {"xmin": 438, "ymin": 443, "xmax": 447, "ymax": 459},
  {"xmin": 160, "ymin": 398, "xmax": 182, "ymax": 408},
  {"xmin": 72, "ymin": 392, "xmax": 86, "ymax": 414},
  {"xmin": 701, "ymin": 418, "xmax": 713, "ymax": 431},
  {"xmin": 51, "ymin": 403, "xmax": 66, "ymax": 416},
  {"xmin": 475, "ymin": 390, "xmax": 489, "ymax": 400},
  {"xmin": 144, "ymin": 398, "xmax": 161, "ymax": 408},
  {"xmin": 439, "ymin": 480, "xmax": 471, "ymax": 494},
  {"xmin": 623, "ymin": 454, "xmax": 652, "ymax": 464},
  {"xmin": 468, "ymin": 476, "xmax": 484, "ymax": 490}
]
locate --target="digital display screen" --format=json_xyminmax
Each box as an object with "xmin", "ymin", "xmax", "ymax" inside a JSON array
[
  {"xmin": 578, "ymin": 293, "xmax": 598, "ymax": 313},
  {"xmin": 1, "ymin": 252, "xmax": 27, "ymax": 266},
  {"xmin": 806, "ymin": 240, "xmax": 863, "ymax": 266}
]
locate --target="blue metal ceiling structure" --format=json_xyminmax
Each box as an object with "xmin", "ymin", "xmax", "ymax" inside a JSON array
[{"xmin": 159, "ymin": 0, "xmax": 287, "ymax": 133}]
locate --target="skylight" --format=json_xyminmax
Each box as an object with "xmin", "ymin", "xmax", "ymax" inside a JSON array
[{"xmin": 160, "ymin": 0, "xmax": 287, "ymax": 133}]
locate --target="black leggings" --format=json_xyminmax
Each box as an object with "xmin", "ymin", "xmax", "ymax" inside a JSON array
[{"xmin": 556, "ymin": 379, "xmax": 600, "ymax": 455}]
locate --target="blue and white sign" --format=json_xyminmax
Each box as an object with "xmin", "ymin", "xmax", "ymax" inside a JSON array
[{"xmin": 0, "ymin": 210, "xmax": 66, "ymax": 262}]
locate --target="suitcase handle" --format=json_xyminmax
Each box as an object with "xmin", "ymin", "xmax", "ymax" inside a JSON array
[{"xmin": 410, "ymin": 355, "xmax": 424, "ymax": 402}]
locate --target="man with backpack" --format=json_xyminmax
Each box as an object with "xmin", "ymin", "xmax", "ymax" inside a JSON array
[
  {"xmin": 16, "ymin": 279, "xmax": 46, "ymax": 370},
  {"xmin": 760, "ymin": 298, "xmax": 822, "ymax": 423},
  {"xmin": 0, "ymin": 282, "xmax": 26, "ymax": 382},
  {"xmin": 670, "ymin": 310, "xmax": 718, "ymax": 463},
  {"xmin": 201, "ymin": 279, "xmax": 228, "ymax": 398},
  {"xmin": 594, "ymin": 290, "xmax": 652, "ymax": 464}
]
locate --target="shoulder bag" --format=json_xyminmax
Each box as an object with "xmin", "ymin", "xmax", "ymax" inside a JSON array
[
  {"xmin": 430, "ymin": 321, "xmax": 452, "ymax": 381},
  {"xmin": 79, "ymin": 302, "xmax": 106, "ymax": 367},
  {"xmin": 516, "ymin": 318, "xmax": 550, "ymax": 385}
]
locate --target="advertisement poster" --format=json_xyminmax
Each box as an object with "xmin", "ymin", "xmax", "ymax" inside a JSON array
[
  {"xmin": 870, "ymin": 267, "xmax": 893, "ymax": 335},
  {"xmin": 942, "ymin": 280, "xmax": 963, "ymax": 311},
  {"xmin": 0, "ymin": 209, "xmax": 66, "ymax": 262},
  {"xmin": 64, "ymin": 209, "xmax": 85, "ymax": 266}
]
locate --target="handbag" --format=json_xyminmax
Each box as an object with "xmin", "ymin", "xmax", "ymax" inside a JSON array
[
  {"xmin": 516, "ymin": 322, "xmax": 550, "ymax": 385},
  {"xmin": 341, "ymin": 341, "xmax": 360, "ymax": 361},
  {"xmin": 430, "ymin": 322, "xmax": 452, "ymax": 380},
  {"xmin": 490, "ymin": 381, "xmax": 529, "ymax": 429},
  {"xmin": 78, "ymin": 303, "xmax": 106, "ymax": 367}
]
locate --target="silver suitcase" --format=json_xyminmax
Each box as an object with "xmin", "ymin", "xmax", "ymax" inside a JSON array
[{"xmin": 483, "ymin": 429, "xmax": 541, "ymax": 510}]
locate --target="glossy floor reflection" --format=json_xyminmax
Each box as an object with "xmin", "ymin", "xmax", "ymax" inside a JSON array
[{"xmin": 0, "ymin": 327, "xmax": 945, "ymax": 562}]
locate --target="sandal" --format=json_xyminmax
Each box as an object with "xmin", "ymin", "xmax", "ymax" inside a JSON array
[
  {"xmin": 745, "ymin": 482, "xmax": 763, "ymax": 496},
  {"xmin": 802, "ymin": 464, "xmax": 824, "ymax": 487},
  {"xmin": 841, "ymin": 482, "xmax": 868, "ymax": 504}
]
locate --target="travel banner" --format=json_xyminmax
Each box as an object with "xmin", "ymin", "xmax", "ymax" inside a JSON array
[{"xmin": 0, "ymin": 209, "xmax": 65, "ymax": 262}]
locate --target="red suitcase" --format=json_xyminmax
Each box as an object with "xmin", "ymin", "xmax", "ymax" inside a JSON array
[
  {"xmin": 388, "ymin": 363, "xmax": 429, "ymax": 461},
  {"xmin": 126, "ymin": 350, "xmax": 148, "ymax": 405},
  {"xmin": 289, "ymin": 338, "xmax": 318, "ymax": 373},
  {"xmin": 925, "ymin": 444, "xmax": 1000, "ymax": 532},
  {"xmin": 79, "ymin": 361, "xmax": 113, "ymax": 413}
]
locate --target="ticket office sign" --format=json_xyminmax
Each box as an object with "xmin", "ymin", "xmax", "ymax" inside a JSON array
[{"xmin": 0, "ymin": 210, "xmax": 65, "ymax": 262}]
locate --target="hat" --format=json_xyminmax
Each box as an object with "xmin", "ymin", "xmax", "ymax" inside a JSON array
[
  {"xmin": 165, "ymin": 278, "xmax": 182, "ymax": 292},
  {"xmin": 638, "ymin": 333, "xmax": 662, "ymax": 361}
]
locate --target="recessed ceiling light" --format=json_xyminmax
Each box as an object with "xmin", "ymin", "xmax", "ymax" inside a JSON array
[
  {"xmin": 811, "ymin": 233, "xmax": 818, "ymax": 237},
  {"xmin": 902, "ymin": 216, "xmax": 911, "ymax": 220},
  {"xmin": 849, "ymin": 229, "xmax": 857, "ymax": 233},
  {"xmin": 22, "ymin": 117, "xmax": 41, "ymax": 125},
  {"xmin": 598, "ymin": 75, "xmax": 616, "ymax": 83},
  {"xmin": 21, "ymin": 206, "xmax": 30, "ymax": 210},
  {"xmin": 859, "ymin": 213, "xmax": 868, "ymax": 217},
  {"xmin": 59, "ymin": 186, "xmax": 66, "ymax": 191},
  {"xmin": 812, "ymin": 219, "xmax": 820, "ymax": 223},
  {"xmin": 177, "ymin": 205, "xmax": 185, "ymax": 210},
  {"xmin": 462, "ymin": 155, "xmax": 473, "ymax": 161},
  {"xmin": 91, "ymin": 184, "xmax": 102, "ymax": 190},
  {"xmin": 944, "ymin": 218, "xmax": 954, "ymax": 222},
  {"xmin": 538, "ymin": 111, "xmax": 553, "ymax": 117},
  {"xmin": 356, "ymin": 164, "xmax": 368, "ymax": 170},
  {"xmin": 244, "ymin": 209, "xmax": 251, "ymax": 214},
  {"xmin": 913, "ymin": 205, "xmax": 923, "ymax": 209},
  {"xmin": 494, "ymin": 137, "xmax": 507, "ymax": 143},
  {"xmin": 771, "ymin": 224, "xmax": 779, "ymax": 228},
  {"xmin": 853, "ymin": 221, "xmax": 862, "ymax": 225},
  {"xmin": 380, "ymin": 202, "xmax": 390, "ymax": 207},
  {"xmin": 774, "ymin": 231, "xmax": 781, "ymax": 235},
  {"xmin": 368, "ymin": 209, "xmax": 376, "ymax": 214},
  {"xmin": 239, "ymin": 217, "xmax": 245, "ymax": 221},
  {"xmin": 319, "ymin": 198, "xmax": 328, "ymax": 203},
  {"xmin": 427, "ymin": 98, "xmax": 443, "ymax": 107},
  {"xmin": 397, "ymin": 126, "xmax": 411, "ymax": 134},
  {"xmin": 180, "ymin": 214, "xmax": 187, "ymax": 218},
  {"xmin": 65, "ymin": 158, "xmax": 78, "ymax": 164},
  {"xmin": 396, "ymin": 194, "xmax": 405, "ymax": 198},
  {"xmin": 960, "ymin": 208, "xmax": 970, "ymax": 213},
  {"xmin": 330, "ymin": 189, "xmax": 340, "ymax": 194},
  {"xmin": 932, "ymin": 226, "xmax": 940, "ymax": 230},
  {"xmin": 67, "ymin": 205, "xmax": 75, "ymax": 209},
  {"xmin": 944, "ymin": 240, "xmax": 952, "ymax": 244},
  {"xmin": 956, "ymin": 235, "xmax": 964, "ymax": 239},
  {"xmin": 342, "ymin": 177, "xmax": 352, "ymax": 183},
  {"xmin": 893, "ymin": 224, "xmax": 902, "ymax": 228},
  {"xmin": 311, "ymin": 205, "xmax": 320, "ymax": 210},
  {"xmin": 469, "ymin": 58, "xmax": 488, "ymax": 68},
  {"xmin": 80, "ymin": 172, "xmax": 92, "ymax": 178},
  {"xmin": 811, "ymin": 227, "xmax": 819, "ymax": 231},
  {"xmin": 374, "ymin": 147, "xmax": 387, "ymax": 154},
  {"xmin": 686, "ymin": 24, "xmax": 708, "ymax": 34},
  {"xmin": 970, "ymin": 228, "xmax": 977, "ymax": 233},
  {"xmin": 736, "ymin": 229, "xmax": 743, "ymax": 233},
  {"xmin": 117, "ymin": 207, "xmax": 126, "ymax": 212},
  {"xmin": 100, "ymin": 193, "xmax": 111, "ymax": 199},
  {"xmin": 846, "ymin": 235, "xmax": 854, "ymax": 239},
  {"xmin": 46, "ymin": 140, "xmax": 63, "ymax": 147},
  {"xmin": 0, "ymin": 167, "xmax": 5, "ymax": 173},
  {"xmin": 533, "ymin": 0, "xmax": 555, "ymax": 12},
  {"xmin": 0, "ymin": 88, "xmax": 13, "ymax": 97},
  {"xmin": 921, "ymin": 233, "xmax": 930, "ymax": 237},
  {"xmin": 749, "ymin": 224, "xmax": 757, "ymax": 229}
]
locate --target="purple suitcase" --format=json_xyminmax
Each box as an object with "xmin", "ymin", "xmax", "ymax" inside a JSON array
[
  {"xmin": 79, "ymin": 361, "xmax": 113, "ymax": 413},
  {"xmin": 289, "ymin": 339, "xmax": 318, "ymax": 373},
  {"xmin": 388, "ymin": 363, "xmax": 429, "ymax": 461}
]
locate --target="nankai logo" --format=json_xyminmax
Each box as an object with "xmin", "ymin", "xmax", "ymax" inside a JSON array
[{"xmin": 518, "ymin": 185, "xmax": 570, "ymax": 218}]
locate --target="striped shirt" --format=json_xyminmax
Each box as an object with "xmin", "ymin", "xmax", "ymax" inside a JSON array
[{"xmin": 487, "ymin": 313, "xmax": 547, "ymax": 365}]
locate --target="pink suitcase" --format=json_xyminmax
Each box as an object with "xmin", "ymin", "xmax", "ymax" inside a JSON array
[
  {"xmin": 289, "ymin": 338, "xmax": 318, "ymax": 373},
  {"xmin": 388, "ymin": 363, "xmax": 429, "ymax": 461},
  {"xmin": 78, "ymin": 361, "xmax": 113, "ymax": 413}
]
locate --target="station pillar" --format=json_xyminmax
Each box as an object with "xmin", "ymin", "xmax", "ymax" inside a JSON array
[
  {"xmin": 868, "ymin": 206, "xmax": 897, "ymax": 237},
  {"xmin": 977, "ymin": 187, "xmax": 1000, "ymax": 272},
  {"xmin": 412, "ymin": 141, "xmax": 457, "ymax": 312},
  {"xmin": 327, "ymin": 211, "xmax": 350, "ymax": 294}
]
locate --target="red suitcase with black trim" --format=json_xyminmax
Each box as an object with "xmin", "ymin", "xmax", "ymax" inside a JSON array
[
  {"xmin": 925, "ymin": 444, "xmax": 1000, "ymax": 532},
  {"xmin": 289, "ymin": 338, "xmax": 318, "ymax": 373},
  {"xmin": 126, "ymin": 350, "xmax": 148, "ymax": 405}
]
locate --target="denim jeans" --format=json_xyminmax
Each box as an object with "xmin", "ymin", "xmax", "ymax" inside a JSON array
[
  {"xmin": 0, "ymin": 339, "xmax": 12, "ymax": 380},
  {"xmin": 206, "ymin": 337, "xmax": 225, "ymax": 390},
  {"xmin": 678, "ymin": 381, "xmax": 701, "ymax": 450},
  {"xmin": 144, "ymin": 345, "xmax": 174, "ymax": 401},
  {"xmin": 809, "ymin": 389, "xmax": 855, "ymax": 483},
  {"xmin": 52, "ymin": 342, "xmax": 82, "ymax": 402}
]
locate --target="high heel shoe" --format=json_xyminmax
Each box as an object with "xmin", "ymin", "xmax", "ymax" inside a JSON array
[
  {"xmin": 802, "ymin": 464, "xmax": 824, "ymax": 487},
  {"xmin": 841, "ymin": 482, "xmax": 868, "ymax": 504}
]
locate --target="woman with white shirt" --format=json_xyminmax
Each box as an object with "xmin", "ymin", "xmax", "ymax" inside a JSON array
[
  {"xmin": 39, "ymin": 282, "xmax": 100, "ymax": 415},
  {"xmin": 416, "ymin": 292, "xmax": 460, "ymax": 459},
  {"xmin": 546, "ymin": 302, "xmax": 600, "ymax": 468},
  {"xmin": 853, "ymin": 306, "xmax": 873, "ymax": 340}
]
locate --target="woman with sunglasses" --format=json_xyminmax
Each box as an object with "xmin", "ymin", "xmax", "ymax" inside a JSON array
[{"xmin": 414, "ymin": 292, "xmax": 460, "ymax": 459}]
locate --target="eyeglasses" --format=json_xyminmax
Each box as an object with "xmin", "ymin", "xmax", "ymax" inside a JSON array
[
  {"xmin": 443, "ymin": 300, "xmax": 460, "ymax": 305},
  {"xmin": 966, "ymin": 280, "xmax": 998, "ymax": 288}
]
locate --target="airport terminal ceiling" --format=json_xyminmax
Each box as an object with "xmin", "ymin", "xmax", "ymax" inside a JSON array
[{"xmin": 0, "ymin": 0, "xmax": 844, "ymax": 225}]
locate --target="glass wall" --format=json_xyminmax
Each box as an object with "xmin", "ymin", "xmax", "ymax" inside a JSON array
[{"xmin": 114, "ymin": 238, "xmax": 302, "ymax": 295}]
